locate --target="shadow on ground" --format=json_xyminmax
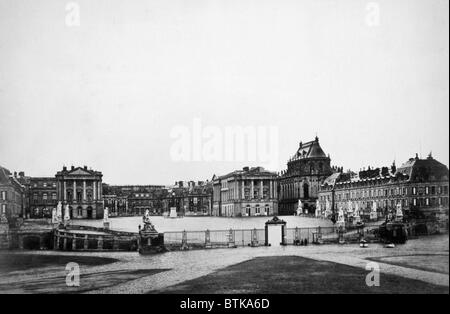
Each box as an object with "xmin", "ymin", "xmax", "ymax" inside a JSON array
[
  {"xmin": 157, "ymin": 256, "xmax": 449, "ymax": 294},
  {"xmin": 0, "ymin": 269, "xmax": 169, "ymax": 293},
  {"xmin": 0, "ymin": 253, "xmax": 118, "ymax": 273}
]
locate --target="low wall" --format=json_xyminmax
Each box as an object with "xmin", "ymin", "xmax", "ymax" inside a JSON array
[{"xmin": 54, "ymin": 226, "xmax": 138, "ymax": 251}]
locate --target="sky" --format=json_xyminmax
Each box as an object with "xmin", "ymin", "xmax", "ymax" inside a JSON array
[{"xmin": 0, "ymin": 0, "xmax": 448, "ymax": 185}]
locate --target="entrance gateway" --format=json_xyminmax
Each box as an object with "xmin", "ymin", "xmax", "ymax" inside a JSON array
[{"xmin": 265, "ymin": 216, "xmax": 286, "ymax": 246}]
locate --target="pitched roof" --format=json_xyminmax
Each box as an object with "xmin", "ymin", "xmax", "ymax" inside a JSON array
[
  {"xmin": 0, "ymin": 166, "xmax": 11, "ymax": 184},
  {"xmin": 396, "ymin": 154, "xmax": 449, "ymax": 182},
  {"xmin": 292, "ymin": 137, "xmax": 328, "ymax": 160},
  {"xmin": 322, "ymin": 172, "xmax": 341, "ymax": 186}
]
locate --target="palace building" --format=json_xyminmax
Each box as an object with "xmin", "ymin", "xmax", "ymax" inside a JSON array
[
  {"xmin": 0, "ymin": 166, "xmax": 25, "ymax": 221},
  {"xmin": 212, "ymin": 167, "xmax": 278, "ymax": 217},
  {"xmin": 28, "ymin": 177, "xmax": 58, "ymax": 218},
  {"xmin": 318, "ymin": 153, "xmax": 449, "ymax": 221},
  {"xmin": 102, "ymin": 181, "xmax": 213, "ymax": 216},
  {"xmin": 278, "ymin": 137, "xmax": 333, "ymax": 215},
  {"xmin": 55, "ymin": 166, "xmax": 104, "ymax": 219}
]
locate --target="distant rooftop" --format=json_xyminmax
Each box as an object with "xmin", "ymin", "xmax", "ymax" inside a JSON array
[{"xmin": 290, "ymin": 136, "xmax": 328, "ymax": 162}]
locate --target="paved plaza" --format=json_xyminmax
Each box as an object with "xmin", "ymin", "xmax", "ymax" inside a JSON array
[{"xmin": 0, "ymin": 235, "xmax": 448, "ymax": 294}]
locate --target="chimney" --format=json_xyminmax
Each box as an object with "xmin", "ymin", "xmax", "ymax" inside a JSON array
[
  {"xmin": 14, "ymin": 171, "xmax": 17, "ymax": 178},
  {"xmin": 84, "ymin": 165, "xmax": 88, "ymax": 170},
  {"xmin": 19, "ymin": 171, "xmax": 25, "ymax": 177},
  {"xmin": 71, "ymin": 165, "xmax": 75, "ymax": 170}
]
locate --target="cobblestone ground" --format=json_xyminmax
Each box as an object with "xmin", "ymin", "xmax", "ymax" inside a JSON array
[{"xmin": 0, "ymin": 235, "xmax": 447, "ymax": 293}]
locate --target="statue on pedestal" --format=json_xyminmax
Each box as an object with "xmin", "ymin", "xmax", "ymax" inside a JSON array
[
  {"xmin": 104, "ymin": 207, "xmax": 109, "ymax": 222},
  {"xmin": 325, "ymin": 198, "xmax": 332, "ymax": 217},
  {"xmin": 63, "ymin": 204, "xmax": 70, "ymax": 226},
  {"xmin": 347, "ymin": 200, "xmax": 353, "ymax": 213},
  {"xmin": 296, "ymin": 200, "xmax": 303, "ymax": 216},
  {"xmin": 395, "ymin": 202, "xmax": 403, "ymax": 221},
  {"xmin": 103, "ymin": 207, "xmax": 110, "ymax": 229},
  {"xmin": 142, "ymin": 209, "xmax": 155, "ymax": 231},
  {"xmin": 51, "ymin": 207, "xmax": 58, "ymax": 224},
  {"xmin": 56, "ymin": 201, "xmax": 63, "ymax": 223},
  {"xmin": 315, "ymin": 199, "xmax": 321, "ymax": 217},
  {"xmin": 138, "ymin": 209, "xmax": 164, "ymax": 254},
  {"xmin": 353, "ymin": 202, "xmax": 361, "ymax": 224}
]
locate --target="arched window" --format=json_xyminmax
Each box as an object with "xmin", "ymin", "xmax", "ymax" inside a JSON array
[{"xmin": 303, "ymin": 182, "xmax": 309, "ymax": 199}]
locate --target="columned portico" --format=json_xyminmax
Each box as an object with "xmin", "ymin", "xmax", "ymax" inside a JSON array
[
  {"xmin": 55, "ymin": 166, "xmax": 103, "ymax": 219},
  {"xmin": 212, "ymin": 167, "xmax": 279, "ymax": 217}
]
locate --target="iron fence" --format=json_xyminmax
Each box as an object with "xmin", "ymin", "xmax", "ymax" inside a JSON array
[
  {"xmin": 164, "ymin": 228, "xmax": 266, "ymax": 249},
  {"xmin": 162, "ymin": 221, "xmax": 448, "ymax": 250}
]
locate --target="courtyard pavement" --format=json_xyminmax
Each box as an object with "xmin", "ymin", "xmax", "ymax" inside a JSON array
[{"xmin": 0, "ymin": 234, "xmax": 448, "ymax": 293}]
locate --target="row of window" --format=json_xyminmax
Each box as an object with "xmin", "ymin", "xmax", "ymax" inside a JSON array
[
  {"xmin": 321, "ymin": 185, "xmax": 449, "ymax": 202},
  {"xmin": 32, "ymin": 182, "xmax": 57, "ymax": 188},
  {"xmin": 245, "ymin": 204, "xmax": 270, "ymax": 215},
  {"xmin": 1, "ymin": 190, "xmax": 22, "ymax": 202},
  {"xmin": 332, "ymin": 197, "xmax": 449, "ymax": 208},
  {"xmin": 33, "ymin": 192, "xmax": 57, "ymax": 201}
]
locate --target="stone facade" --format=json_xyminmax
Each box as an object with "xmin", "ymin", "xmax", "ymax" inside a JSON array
[
  {"xmin": 102, "ymin": 181, "xmax": 213, "ymax": 216},
  {"xmin": 167, "ymin": 181, "xmax": 213, "ymax": 216},
  {"xmin": 55, "ymin": 166, "xmax": 104, "ymax": 219},
  {"xmin": 318, "ymin": 154, "xmax": 449, "ymax": 221},
  {"xmin": 27, "ymin": 177, "xmax": 58, "ymax": 218},
  {"xmin": 278, "ymin": 137, "xmax": 333, "ymax": 215},
  {"xmin": 212, "ymin": 167, "xmax": 278, "ymax": 217},
  {"xmin": 0, "ymin": 166, "xmax": 25, "ymax": 221}
]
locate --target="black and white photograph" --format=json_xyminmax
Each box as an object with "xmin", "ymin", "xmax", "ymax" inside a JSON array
[{"xmin": 0, "ymin": 0, "xmax": 449, "ymax": 302}]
